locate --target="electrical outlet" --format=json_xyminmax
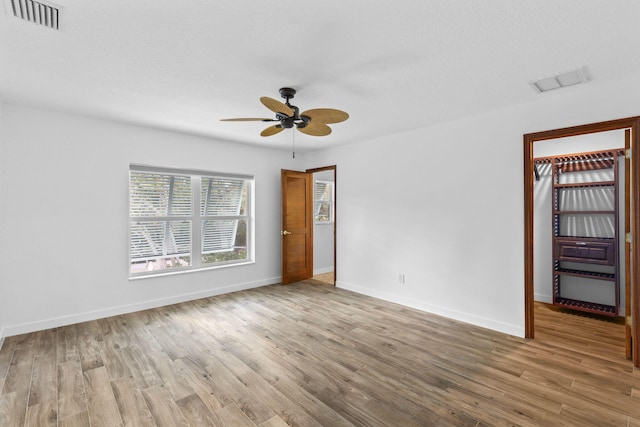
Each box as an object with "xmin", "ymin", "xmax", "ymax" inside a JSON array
[{"xmin": 399, "ymin": 273, "xmax": 405, "ymax": 284}]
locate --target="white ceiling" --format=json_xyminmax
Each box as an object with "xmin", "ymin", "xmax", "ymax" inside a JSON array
[{"xmin": 2, "ymin": 1, "xmax": 640, "ymax": 152}]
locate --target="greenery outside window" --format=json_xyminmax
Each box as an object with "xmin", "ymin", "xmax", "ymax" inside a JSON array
[
  {"xmin": 129, "ymin": 165, "xmax": 253, "ymax": 277},
  {"xmin": 314, "ymin": 180, "xmax": 334, "ymax": 224}
]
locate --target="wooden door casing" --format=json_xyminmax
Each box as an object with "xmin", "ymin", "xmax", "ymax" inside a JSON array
[
  {"xmin": 625, "ymin": 129, "xmax": 632, "ymax": 358},
  {"xmin": 524, "ymin": 116, "xmax": 640, "ymax": 367}
]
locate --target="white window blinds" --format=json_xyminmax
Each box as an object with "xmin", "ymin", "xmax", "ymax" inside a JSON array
[
  {"xmin": 200, "ymin": 177, "xmax": 246, "ymax": 255},
  {"xmin": 129, "ymin": 173, "xmax": 192, "ymax": 263},
  {"xmin": 129, "ymin": 166, "xmax": 253, "ymax": 276}
]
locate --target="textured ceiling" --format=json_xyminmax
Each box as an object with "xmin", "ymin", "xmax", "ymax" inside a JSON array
[{"xmin": 2, "ymin": 1, "xmax": 640, "ymax": 152}]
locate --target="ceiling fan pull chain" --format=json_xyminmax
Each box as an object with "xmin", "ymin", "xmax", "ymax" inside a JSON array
[{"xmin": 292, "ymin": 130, "xmax": 296, "ymax": 159}]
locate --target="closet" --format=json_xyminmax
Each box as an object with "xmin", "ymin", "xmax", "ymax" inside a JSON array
[{"xmin": 535, "ymin": 149, "xmax": 624, "ymax": 317}]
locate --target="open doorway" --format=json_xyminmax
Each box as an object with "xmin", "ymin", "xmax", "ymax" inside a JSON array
[
  {"xmin": 524, "ymin": 117, "xmax": 640, "ymax": 367},
  {"xmin": 309, "ymin": 166, "xmax": 336, "ymax": 285},
  {"xmin": 280, "ymin": 166, "xmax": 337, "ymax": 285},
  {"xmin": 533, "ymin": 131, "xmax": 627, "ymax": 349}
]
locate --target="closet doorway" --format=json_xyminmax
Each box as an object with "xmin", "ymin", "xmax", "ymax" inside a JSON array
[{"xmin": 524, "ymin": 117, "xmax": 640, "ymax": 367}]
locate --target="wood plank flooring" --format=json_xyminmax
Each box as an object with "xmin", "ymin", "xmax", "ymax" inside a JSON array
[{"xmin": 0, "ymin": 280, "xmax": 639, "ymax": 426}]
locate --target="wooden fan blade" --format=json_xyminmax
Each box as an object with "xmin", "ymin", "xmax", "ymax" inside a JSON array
[
  {"xmin": 260, "ymin": 125, "xmax": 285, "ymax": 137},
  {"xmin": 298, "ymin": 122, "xmax": 332, "ymax": 136},
  {"xmin": 260, "ymin": 97, "xmax": 294, "ymax": 116},
  {"xmin": 220, "ymin": 118, "xmax": 275, "ymax": 122},
  {"xmin": 300, "ymin": 108, "xmax": 349, "ymax": 124}
]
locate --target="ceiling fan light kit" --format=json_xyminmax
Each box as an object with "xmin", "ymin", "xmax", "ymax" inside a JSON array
[{"xmin": 222, "ymin": 87, "xmax": 349, "ymax": 137}]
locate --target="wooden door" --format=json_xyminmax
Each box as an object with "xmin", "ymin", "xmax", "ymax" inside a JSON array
[
  {"xmin": 625, "ymin": 129, "xmax": 632, "ymax": 358},
  {"xmin": 281, "ymin": 169, "xmax": 313, "ymax": 284}
]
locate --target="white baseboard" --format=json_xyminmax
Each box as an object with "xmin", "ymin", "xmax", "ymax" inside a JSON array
[
  {"xmin": 336, "ymin": 280, "xmax": 525, "ymax": 338},
  {"xmin": 313, "ymin": 266, "xmax": 334, "ymax": 275},
  {"xmin": 0, "ymin": 328, "xmax": 5, "ymax": 351},
  {"xmin": 3, "ymin": 277, "xmax": 280, "ymax": 338},
  {"xmin": 534, "ymin": 293, "xmax": 553, "ymax": 304}
]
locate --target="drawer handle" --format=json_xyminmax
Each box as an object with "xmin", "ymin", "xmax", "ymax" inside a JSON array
[{"xmin": 575, "ymin": 242, "xmax": 588, "ymax": 246}]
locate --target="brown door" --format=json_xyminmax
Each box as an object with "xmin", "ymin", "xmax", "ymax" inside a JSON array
[{"xmin": 281, "ymin": 169, "xmax": 313, "ymax": 284}]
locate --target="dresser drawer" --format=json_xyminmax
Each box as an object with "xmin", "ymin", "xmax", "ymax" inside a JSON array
[{"xmin": 554, "ymin": 239, "xmax": 615, "ymax": 265}]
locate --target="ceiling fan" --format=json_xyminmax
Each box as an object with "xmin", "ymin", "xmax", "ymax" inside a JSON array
[{"xmin": 221, "ymin": 87, "xmax": 349, "ymax": 137}]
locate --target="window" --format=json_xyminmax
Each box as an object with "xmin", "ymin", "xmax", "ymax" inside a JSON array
[
  {"xmin": 129, "ymin": 165, "xmax": 253, "ymax": 277},
  {"xmin": 314, "ymin": 180, "xmax": 334, "ymax": 224}
]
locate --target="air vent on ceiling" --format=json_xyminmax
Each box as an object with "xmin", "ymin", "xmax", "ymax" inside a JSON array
[
  {"xmin": 531, "ymin": 67, "xmax": 590, "ymax": 93},
  {"xmin": 9, "ymin": 0, "xmax": 61, "ymax": 30}
]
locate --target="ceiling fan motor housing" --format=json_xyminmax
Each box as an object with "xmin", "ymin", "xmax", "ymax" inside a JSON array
[
  {"xmin": 281, "ymin": 117, "xmax": 295, "ymax": 128},
  {"xmin": 278, "ymin": 100, "xmax": 302, "ymax": 129}
]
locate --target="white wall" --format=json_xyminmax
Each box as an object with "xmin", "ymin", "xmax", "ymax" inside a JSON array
[
  {"xmin": 313, "ymin": 170, "xmax": 335, "ymax": 275},
  {"xmin": 3, "ymin": 74, "xmax": 640, "ymax": 341},
  {"xmin": 533, "ymin": 131, "xmax": 626, "ymax": 314},
  {"xmin": 305, "ymin": 75, "xmax": 640, "ymax": 337},
  {"xmin": 0, "ymin": 104, "xmax": 299, "ymax": 336},
  {"xmin": 0, "ymin": 99, "xmax": 5, "ymax": 348}
]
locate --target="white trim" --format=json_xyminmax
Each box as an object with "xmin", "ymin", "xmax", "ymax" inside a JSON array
[
  {"xmin": 130, "ymin": 260, "xmax": 255, "ymax": 281},
  {"xmin": 313, "ymin": 266, "xmax": 334, "ymax": 275},
  {"xmin": 2, "ymin": 277, "xmax": 280, "ymax": 337},
  {"xmin": 336, "ymin": 280, "xmax": 525, "ymax": 338},
  {"xmin": 0, "ymin": 329, "xmax": 5, "ymax": 351},
  {"xmin": 130, "ymin": 163, "xmax": 253, "ymax": 180},
  {"xmin": 534, "ymin": 293, "xmax": 553, "ymax": 304}
]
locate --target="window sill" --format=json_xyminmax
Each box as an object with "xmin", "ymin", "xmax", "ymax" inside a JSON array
[{"xmin": 129, "ymin": 260, "xmax": 255, "ymax": 281}]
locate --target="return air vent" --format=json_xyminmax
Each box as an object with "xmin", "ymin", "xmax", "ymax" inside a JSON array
[
  {"xmin": 8, "ymin": 0, "xmax": 60, "ymax": 30},
  {"xmin": 530, "ymin": 67, "xmax": 590, "ymax": 94}
]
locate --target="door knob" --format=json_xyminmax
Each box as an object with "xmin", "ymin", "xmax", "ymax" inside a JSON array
[{"xmin": 282, "ymin": 230, "xmax": 292, "ymax": 235}]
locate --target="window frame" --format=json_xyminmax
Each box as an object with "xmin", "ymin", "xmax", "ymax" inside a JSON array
[
  {"xmin": 129, "ymin": 164, "xmax": 254, "ymax": 278},
  {"xmin": 314, "ymin": 179, "xmax": 335, "ymax": 224}
]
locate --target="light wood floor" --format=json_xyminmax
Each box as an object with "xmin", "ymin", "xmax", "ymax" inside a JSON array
[
  {"xmin": 311, "ymin": 272, "xmax": 334, "ymax": 285},
  {"xmin": 1, "ymin": 281, "xmax": 639, "ymax": 426}
]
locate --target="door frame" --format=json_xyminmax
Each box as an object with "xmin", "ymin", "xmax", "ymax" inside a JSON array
[
  {"xmin": 523, "ymin": 116, "xmax": 640, "ymax": 367},
  {"xmin": 306, "ymin": 165, "xmax": 337, "ymax": 285}
]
